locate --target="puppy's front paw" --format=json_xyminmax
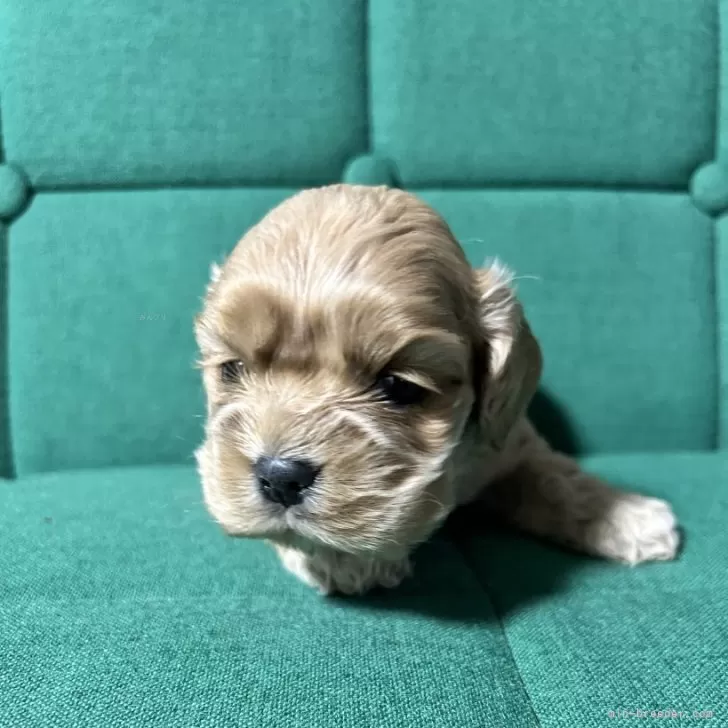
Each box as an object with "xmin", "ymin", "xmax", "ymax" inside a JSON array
[
  {"xmin": 275, "ymin": 545, "xmax": 330, "ymax": 593},
  {"xmin": 274, "ymin": 544, "xmax": 411, "ymax": 595},
  {"xmin": 589, "ymin": 494, "xmax": 680, "ymax": 565}
]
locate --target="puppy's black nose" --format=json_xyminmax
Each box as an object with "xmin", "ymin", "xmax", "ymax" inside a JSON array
[{"xmin": 254, "ymin": 456, "xmax": 319, "ymax": 507}]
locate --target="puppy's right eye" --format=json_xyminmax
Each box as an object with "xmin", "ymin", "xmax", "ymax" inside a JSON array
[
  {"xmin": 220, "ymin": 360, "xmax": 245, "ymax": 383},
  {"xmin": 375, "ymin": 372, "xmax": 428, "ymax": 407}
]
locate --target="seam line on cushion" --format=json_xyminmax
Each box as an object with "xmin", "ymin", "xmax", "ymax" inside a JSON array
[
  {"xmin": 452, "ymin": 540, "xmax": 544, "ymax": 728},
  {"xmin": 406, "ymin": 180, "xmax": 688, "ymax": 194},
  {"xmin": 0, "ymin": 99, "xmax": 13, "ymax": 477},
  {"xmin": 25, "ymin": 180, "xmax": 689, "ymax": 196},
  {"xmin": 25, "ymin": 180, "xmax": 318, "ymax": 194},
  {"xmin": 363, "ymin": 0, "xmax": 372, "ymax": 154},
  {"xmin": 710, "ymin": 221, "xmax": 722, "ymax": 449},
  {"xmin": 0, "ymin": 100, "xmax": 5, "ymax": 162}
]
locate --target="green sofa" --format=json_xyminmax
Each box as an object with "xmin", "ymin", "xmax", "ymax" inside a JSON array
[{"xmin": 1, "ymin": 1, "xmax": 725, "ymax": 726}]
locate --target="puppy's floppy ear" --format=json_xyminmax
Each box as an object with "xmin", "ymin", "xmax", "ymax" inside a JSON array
[{"xmin": 472, "ymin": 261, "xmax": 542, "ymax": 449}]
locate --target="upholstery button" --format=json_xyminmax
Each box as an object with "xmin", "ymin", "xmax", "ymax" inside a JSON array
[
  {"xmin": 690, "ymin": 161, "xmax": 728, "ymax": 217},
  {"xmin": 343, "ymin": 154, "xmax": 398, "ymax": 187},
  {"xmin": 0, "ymin": 163, "xmax": 31, "ymax": 221}
]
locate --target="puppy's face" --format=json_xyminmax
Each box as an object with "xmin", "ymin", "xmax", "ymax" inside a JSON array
[{"xmin": 195, "ymin": 185, "xmax": 538, "ymax": 558}]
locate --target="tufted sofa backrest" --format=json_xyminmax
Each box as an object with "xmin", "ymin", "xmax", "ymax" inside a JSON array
[{"xmin": 0, "ymin": 0, "xmax": 720, "ymax": 476}]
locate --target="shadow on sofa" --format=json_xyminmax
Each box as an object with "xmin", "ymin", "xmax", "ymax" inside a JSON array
[
  {"xmin": 528, "ymin": 389, "xmax": 584, "ymax": 456},
  {"xmin": 330, "ymin": 390, "xmax": 598, "ymax": 625},
  {"xmin": 334, "ymin": 515, "xmax": 593, "ymax": 627}
]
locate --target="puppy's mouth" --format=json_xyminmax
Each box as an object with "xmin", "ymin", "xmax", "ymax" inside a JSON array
[
  {"xmin": 251, "ymin": 508, "xmax": 333, "ymax": 553},
  {"xmin": 250, "ymin": 498, "xmax": 315, "ymax": 537},
  {"xmin": 256, "ymin": 500, "xmax": 356, "ymax": 553}
]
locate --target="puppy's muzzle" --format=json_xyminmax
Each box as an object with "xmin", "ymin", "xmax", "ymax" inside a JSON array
[{"xmin": 253, "ymin": 456, "xmax": 320, "ymax": 508}]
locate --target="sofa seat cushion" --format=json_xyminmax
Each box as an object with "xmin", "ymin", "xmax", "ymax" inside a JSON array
[
  {"xmin": 1, "ymin": 453, "xmax": 726, "ymax": 726},
  {"xmin": 0, "ymin": 465, "xmax": 538, "ymax": 728},
  {"xmin": 465, "ymin": 451, "xmax": 728, "ymax": 726}
]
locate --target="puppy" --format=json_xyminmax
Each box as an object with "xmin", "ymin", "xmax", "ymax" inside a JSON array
[{"xmin": 195, "ymin": 184, "xmax": 679, "ymax": 595}]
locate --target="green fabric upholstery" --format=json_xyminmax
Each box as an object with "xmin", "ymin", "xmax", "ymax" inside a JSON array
[
  {"xmin": 0, "ymin": 164, "xmax": 30, "ymax": 219},
  {"xmin": 0, "ymin": 223, "xmax": 8, "ymax": 477},
  {"xmin": 465, "ymin": 452, "xmax": 728, "ymax": 726},
  {"xmin": 717, "ymin": 215, "xmax": 728, "ymax": 446},
  {"xmin": 1, "ymin": 453, "xmax": 725, "ymax": 727},
  {"xmin": 0, "ymin": 1, "xmax": 367, "ymax": 187},
  {"xmin": 0, "ymin": 0, "xmax": 725, "ymax": 725},
  {"xmin": 0, "ymin": 467, "xmax": 538, "ymax": 728},
  {"xmin": 369, "ymin": 0, "xmax": 717, "ymax": 188}
]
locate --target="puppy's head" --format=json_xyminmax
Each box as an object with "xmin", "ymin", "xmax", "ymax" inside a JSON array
[{"xmin": 195, "ymin": 185, "xmax": 540, "ymax": 558}]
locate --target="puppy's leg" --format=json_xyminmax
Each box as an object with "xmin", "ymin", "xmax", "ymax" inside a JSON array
[
  {"xmin": 273, "ymin": 544, "xmax": 412, "ymax": 595},
  {"xmin": 483, "ymin": 428, "xmax": 680, "ymax": 564}
]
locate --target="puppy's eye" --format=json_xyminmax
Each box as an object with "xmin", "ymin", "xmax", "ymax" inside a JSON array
[
  {"xmin": 220, "ymin": 360, "xmax": 245, "ymax": 383},
  {"xmin": 376, "ymin": 373, "xmax": 428, "ymax": 407}
]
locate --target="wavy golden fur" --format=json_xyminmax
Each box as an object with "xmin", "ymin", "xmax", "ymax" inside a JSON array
[{"xmin": 195, "ymin": 185, "xmax": 679, "ymax": 594}]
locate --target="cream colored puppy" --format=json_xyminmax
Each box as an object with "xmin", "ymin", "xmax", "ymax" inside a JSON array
[{"xmin": 195, "ymin": 184, "xmax": 679, "ymax": 594}]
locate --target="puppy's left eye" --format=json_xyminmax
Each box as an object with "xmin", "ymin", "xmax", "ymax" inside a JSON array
[
  {"xmin": 220, "ymin": 360, "xmax": 245, "ymax": 383},
  {"xmin": 376, "ymin": 373, "xmax": 428, "ymax": 407}
]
